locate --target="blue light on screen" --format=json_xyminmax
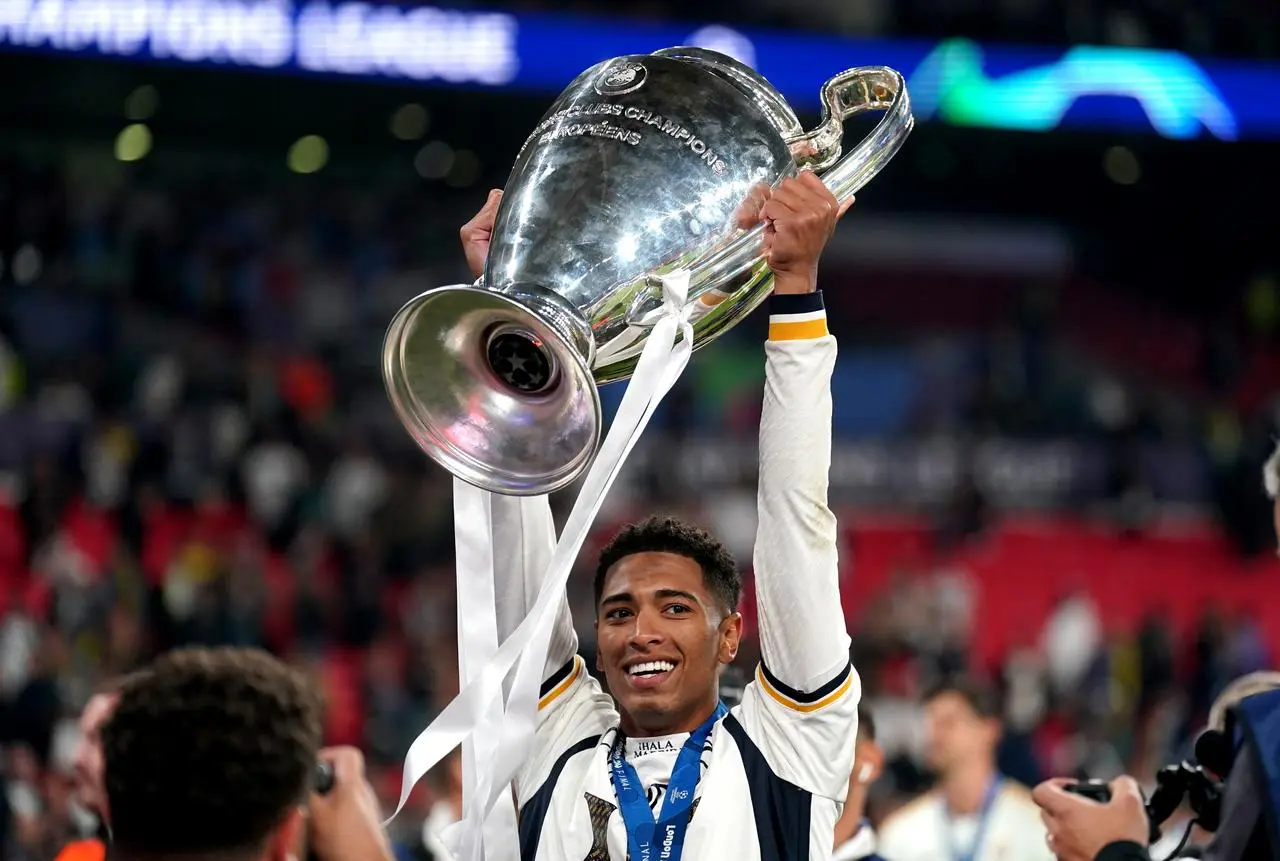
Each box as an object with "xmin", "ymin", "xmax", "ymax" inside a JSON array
[{"xmin": 0, "ymin": 0, "xmax": 1276, "ymax": 140}]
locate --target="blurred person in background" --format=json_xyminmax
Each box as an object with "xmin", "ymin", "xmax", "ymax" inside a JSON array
[
  {"xmin": 5, "ymin": 743, "xmax": 52, "ymax": 861},
  {"xmin": 5, "ymin": 627, "xmax": 63, "ymax": 781},
  {"xmin": 3, "ymin": 625, "xmax": 75, "ymax": 861},
  {"xmin": 50, "ymin": 674, "xmax": 139, "ymax": 861},
  {"xmin": 1267, "ymin": 443, "xmax": 1279, "ymax": 543},
  {"xmin": 414, "ymin": 752, "xmax": 461, "ymax": 861},
  {"xmin": 833, "ymin": 707, "xmax": 888, "ymax": 861},
  {"xmin": 101, "ymin": 646, "xmax": 394, "ymax": 861},
  {"xmin": 879, "ymin": 677, "xmax": 1053, "ymax": 861},
  {"xmin": 1041, "ymin": 591, "xmax": 1102, "ymax": 704}
]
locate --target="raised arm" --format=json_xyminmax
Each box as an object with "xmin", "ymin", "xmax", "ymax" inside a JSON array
[
  {"xmin": 457, "ymin": 191, "xmax": 615, "ymax": 809},
  {"xmin": 488, "ymin": 494, "xmax": 579, "ymax": 681},
  {"xmin": 753, "ymin": 292, "xmax": 850, "ymax": 692},
  {"xmin": 750, "ymin": 172, "xmax": 852, "ymax": 695},
  {"xmin": 459, "ymin": 189, "xmax": 580, "ymax": 682}
]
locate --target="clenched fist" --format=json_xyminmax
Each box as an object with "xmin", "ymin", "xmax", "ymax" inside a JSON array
[{"xmin": 734, "ymin": 171, "xmax": 853, "ymax": 295}]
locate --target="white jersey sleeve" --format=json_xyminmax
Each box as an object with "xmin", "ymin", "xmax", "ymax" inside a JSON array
[
  {"xmin": 488, "ymin": 495, "xmax": 617, "ymax": 804},
  {"xmin": 733, "ymin": 291, "xmax": 859, "ymax": 802},
  {"xmin": 490, "ymin": 494, "xmax": 577, "ymax": 679},
  {"xmin": 514, "ymin": 654, "xmax": 618, "ymax": 807}
]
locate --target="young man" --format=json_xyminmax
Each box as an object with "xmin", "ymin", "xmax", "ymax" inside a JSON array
[
  {"xmin": 462, "ymin": 170, "xmax": 860, "ymax": 861},
  {"xmin": 101, "ymin": 647, "xmax": 393, "ymax": 861},
  {"xmin": 878, "ymin": 678, "xmax": 1053, "ymax": 861},
  {"xmin": 832, "ymin": 708, "xmax": 888, "ymax": 861}
]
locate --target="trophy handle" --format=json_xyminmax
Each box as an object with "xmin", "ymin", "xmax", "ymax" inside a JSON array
[{"xmin": 674, "ymin": 67, "xmax": 913, "ymax": 314}]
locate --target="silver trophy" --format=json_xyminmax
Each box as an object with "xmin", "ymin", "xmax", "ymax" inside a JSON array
[{"xmin": 382, "ymin": 48, "xmax": 913, "ymax": 495}]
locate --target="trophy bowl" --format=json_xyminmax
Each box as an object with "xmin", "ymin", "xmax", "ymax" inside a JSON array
[{"xmin": 383, "ymin": 47, "xmax": 913, "ymax": 495}]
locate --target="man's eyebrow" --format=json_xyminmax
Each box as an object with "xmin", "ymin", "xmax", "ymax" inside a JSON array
[{"xmin": 653, "ymin": 589, "xmax": 702, "ymax": 605}]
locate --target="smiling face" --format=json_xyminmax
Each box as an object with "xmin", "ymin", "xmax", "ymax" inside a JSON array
[{"xmin": 595, "ymin": 551, "xmax": 741, "ymax": 737}]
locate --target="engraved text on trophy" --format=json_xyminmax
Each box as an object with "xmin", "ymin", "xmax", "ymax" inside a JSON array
[{"xmin": 518, "ymin": 102, "xmax": 728, "ymax": 174}]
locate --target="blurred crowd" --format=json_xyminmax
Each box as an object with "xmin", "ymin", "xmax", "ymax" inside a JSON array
[
  {"xmin": 0, "ymin": 137, "xmax": 1275, "ymax": 861},
  {"xmin": 857, "ymin": 584, "xmax": 1271, "ymax": 804}
]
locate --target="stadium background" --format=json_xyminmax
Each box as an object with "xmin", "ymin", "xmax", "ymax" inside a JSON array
[{"xmin": 0, "ymin": 0, "xmax": 1278, "ymax": 857}]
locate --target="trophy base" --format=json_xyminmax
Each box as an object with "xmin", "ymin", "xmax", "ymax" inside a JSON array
[
  {"xmin": 381, "ymin": 283, "xmax": 602, "ymax": 496},
  {"xmin": 485, "ymin": 329, "xmax": 556, "ymax": 395}
]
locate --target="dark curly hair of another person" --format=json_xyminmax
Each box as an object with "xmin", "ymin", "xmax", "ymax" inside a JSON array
[
  {"xmin": 102, "ymin": 647, "xmax": 323, "ymax": 860},
  {"xmin": 595, "ymin": 515, "xmax": 741, "ymax": 615}
]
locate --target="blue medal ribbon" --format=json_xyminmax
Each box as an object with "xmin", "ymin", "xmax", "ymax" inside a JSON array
[
  {"xmin": 609, "ymin": 702, "xmax": 727, "ymax": 861},
  {"xmin": 942, "ymin": 775, "xmax": 1002, "ymax": 861}
]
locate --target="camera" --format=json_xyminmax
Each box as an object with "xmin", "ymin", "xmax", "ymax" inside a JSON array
[
  {"xmin": 1065, "ymin": 762, "xmax": 1223, "ymax": 845},
  {"xmin": 304, "ymin": 762, "xmax": 337, "ymax": 861},
  {"xmin": 1059, "ymin": 688, "xmax": 1280, "ymax": 861},
  {"xmin": 314, "ymin": 761, "xmax": 335, "ymax": 795}
]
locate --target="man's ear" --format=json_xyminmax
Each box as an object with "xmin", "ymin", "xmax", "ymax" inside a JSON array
[{"xmin": 718, "ymin": 612, "xmax": 742, "ymax": 665}]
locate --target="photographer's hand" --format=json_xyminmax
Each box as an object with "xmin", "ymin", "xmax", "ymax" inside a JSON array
[
  {"xmin": 1033, "ymin": 777, "xmax": 1150, "ymax": 861},
  {"xmin": 308, "ymin": 747, "xmax": 395, "ymax": 861}
]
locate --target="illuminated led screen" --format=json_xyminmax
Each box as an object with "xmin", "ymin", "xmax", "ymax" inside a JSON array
[{"xmin": 1, "ymin": 0, "xmax": 1276, "ymax": 140}]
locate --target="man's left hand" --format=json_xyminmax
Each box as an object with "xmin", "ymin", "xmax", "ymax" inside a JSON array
[
  {"xmin": 734, "ymin": 171, "xmax": 853, "ymax": 295},
  {"xmin": 1033, "ymin": 777, "xmax": 1150, "ymax": 861}
]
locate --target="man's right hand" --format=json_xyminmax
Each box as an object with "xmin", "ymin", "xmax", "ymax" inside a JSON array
[
  {"xmin": 461, "ymin": 188, "xmax": 503, "ymax": 280},
  {"xmin": 1033, "ymin": 776, "xmax": 1150, "ymax": 861},
  {"xmin": 308, "ymin": 747, "xmax": 395, "ymax": 861}
]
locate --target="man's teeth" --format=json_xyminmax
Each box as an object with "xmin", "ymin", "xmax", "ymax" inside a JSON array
[{"xmin": 628, "ymin": 661, "xmax": 675, "ymax": 676}]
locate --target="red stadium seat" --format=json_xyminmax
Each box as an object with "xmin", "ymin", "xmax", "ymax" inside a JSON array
[{"xmin": 839, "ymin": 514, "xmax": 1280, "ymax": 668}]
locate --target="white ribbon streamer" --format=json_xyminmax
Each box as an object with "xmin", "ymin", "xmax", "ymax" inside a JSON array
[
  {"xmin": 448, "ymin": 485, "xmax": 518, "ymax": 861},
  {"xmin": 388, "ymin": 272, "xmax": 696, "ymax": 861}
]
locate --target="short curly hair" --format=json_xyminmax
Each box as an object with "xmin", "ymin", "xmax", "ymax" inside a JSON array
[
  {"xmin": 595, "ymin": 515, "xmax": 741, "ymax": 615},
  {"xmin": 102, "ymin": 647, "xmax": 323, "ymax": 859}
]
